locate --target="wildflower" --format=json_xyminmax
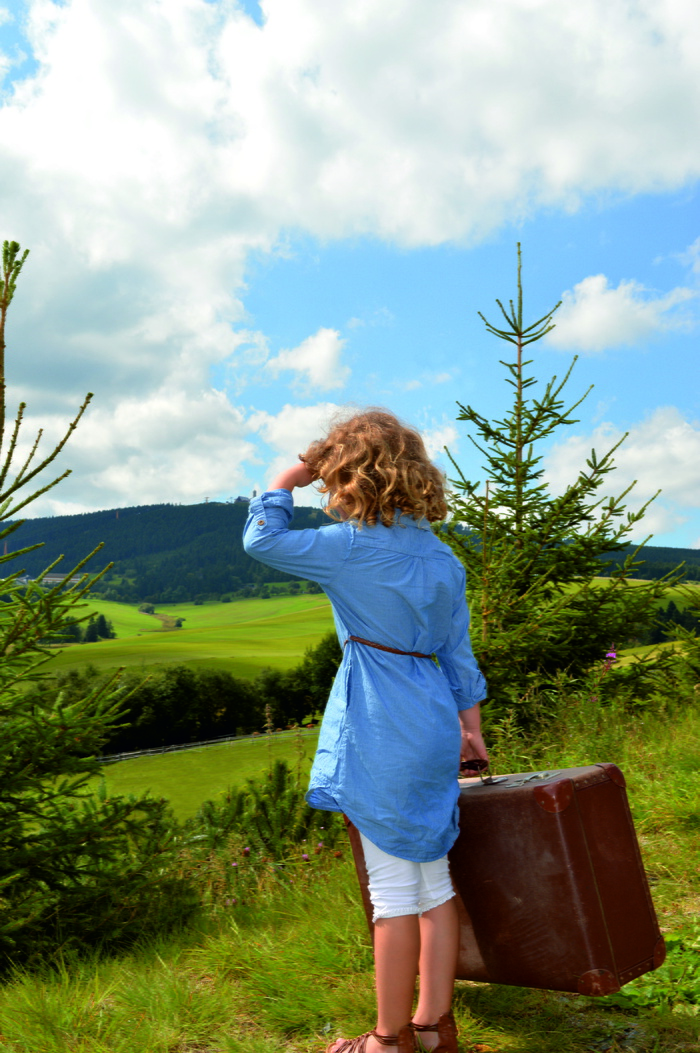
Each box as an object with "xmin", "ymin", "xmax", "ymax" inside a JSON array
[
  {"xmin": 231, "ymin": 862, "xmax": 238, "ymax": 867},
  {"xmin": 302, "ymin": 853, "xmax": 310, "ymax": 862},
  {"xmin": 243, "ymin": 846, "xmax": 250, "ymax": 857},
  {"xmin": 606, "ymin": 651, "xmax": 617, "ymax": 660},
  {"xmin": 317, "ymin": 841, "xmax": 324, "ymax": 849}
]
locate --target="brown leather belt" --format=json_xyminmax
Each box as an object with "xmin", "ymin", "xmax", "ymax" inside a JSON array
[{"xmin": 345, "ymin": 634, "xmax": 433, "ymax": 659}]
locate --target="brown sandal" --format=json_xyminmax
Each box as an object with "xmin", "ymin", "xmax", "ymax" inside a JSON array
[
  {"xmin": 326, "ymin": 1026, "xmax": 414, "ymax": 1053},
  {"xmin": 410, "ymin": 1011, "xmax": 458, "ymax": 1053}
]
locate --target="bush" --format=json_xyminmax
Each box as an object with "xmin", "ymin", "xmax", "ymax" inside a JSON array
[{"xmin": 185, "ymin": 759, "xmax": 344, "ymax": 861}]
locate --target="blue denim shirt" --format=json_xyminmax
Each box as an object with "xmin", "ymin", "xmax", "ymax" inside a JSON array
[{"xmin": 243, "ymin": 490, "xmax": 487, "ymax": 861}]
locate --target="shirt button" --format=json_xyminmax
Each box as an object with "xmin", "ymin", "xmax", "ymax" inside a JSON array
[{"xmin": 257, "ymin": 519, "xmax": 265, "ymax": 526}]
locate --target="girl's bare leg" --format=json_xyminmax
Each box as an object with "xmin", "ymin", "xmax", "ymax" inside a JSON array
[
  {"xmin": 365, "ymin": 914, "xmax": 420, "ymax": 1053},
  {"xmin": 412, "ymin": 898, "xmax": 459, "ymax": 1048}
]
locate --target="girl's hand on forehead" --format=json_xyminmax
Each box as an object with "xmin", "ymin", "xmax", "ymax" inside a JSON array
[{"xmin": 268, "ymin": 462, "xmax": 315, "ymax": 492}]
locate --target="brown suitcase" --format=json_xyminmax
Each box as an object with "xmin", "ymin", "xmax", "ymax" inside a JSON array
[{"xmin": 346, "ymin": 763, "xmax": 665, "ymax": 997}]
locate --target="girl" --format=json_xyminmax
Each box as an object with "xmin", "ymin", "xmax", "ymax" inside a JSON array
[{"xmin": 243, "ymin": 409, "xmax": 488, "ymax": 1053}]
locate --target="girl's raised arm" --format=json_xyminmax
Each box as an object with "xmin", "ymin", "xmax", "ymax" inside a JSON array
[
  {"xmin": 242, "ymin": 475, "xmax": 350, "ymax": 586},
  {"xmin": 268, "ymin": 462, "xmax": 315, "ymax": 492}
]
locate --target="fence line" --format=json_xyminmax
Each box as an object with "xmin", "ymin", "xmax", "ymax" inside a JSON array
[{"xmin": 98, "ymin": 727, "xmax": 318, "ymax": 766}]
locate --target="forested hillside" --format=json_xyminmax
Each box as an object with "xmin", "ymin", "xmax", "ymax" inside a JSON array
[
  {"xmin": 8, "ymin": 500, "xmax": 700, "ymax": 603},
  {"xmin": 9, "ymin": 501, "xmax": 328, "ymax": 603}
]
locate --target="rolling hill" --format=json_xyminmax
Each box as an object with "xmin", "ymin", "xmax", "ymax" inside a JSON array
[{"xmin": 5, "ymin": 500, "xmax": 699, "ymax": 604}]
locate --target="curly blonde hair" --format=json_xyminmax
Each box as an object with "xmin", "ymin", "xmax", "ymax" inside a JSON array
[{"xmin": 300, "ymin": 409, "xmax": 448, "ymax": 527}]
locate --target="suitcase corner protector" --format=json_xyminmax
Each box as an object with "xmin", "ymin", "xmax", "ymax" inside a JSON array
[
  {"xmin": 654, "ymin": 936, "xmax": 666, "ymax": 968},
  {"xmin": 533, "ymin": 779, "xmax": 574, "ymax": 813},
  {"xmin": 577, "ymin": 969, "xmax": 620, "ymax": 996},
  {"xmin": 595, "ymin": 762, "xmax": 626, "ymax": 788}
]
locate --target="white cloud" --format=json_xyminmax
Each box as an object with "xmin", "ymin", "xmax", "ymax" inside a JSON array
[
  {"xmin": 18, "ymin": 386, "xmax": 256, "ymax": 513},
  {"xmin": 544, "ymin": 406, "xmax": 700, "ymax": 539},
  {"xmin": 4, "ymin": 0, "xmax": 699, "ymax": 267},
  {"xmin": 421, "ymin": 421, "xmax": 459, "ymax": 463},
  {"xmin": 247, "ymin": 401, "xmax": 343, "ymax": 495},
  {"xmin": 679, "ymin": 236, "xmax": 700, "ymax": 276},
  {"xmin": 397, "ymin": 371, "xmax": 456, "ymax": 392},
  {"xmin": 1, "ymin": 1, "xmax": 700, "ymax": 513},
  {"xmin": 546, "ymin": 275, "xmax": 696, "ymax": 353},
  {"xmin": 212, "ymin": 0, "xmax": 700, "ymax": 245},
  {"xmin": 346, "ymin": 307, "xmax": 394, "ymax": 330},
  {"xmin": 265, "ymin": 328, "xmax": 349, "ymax": 392}
]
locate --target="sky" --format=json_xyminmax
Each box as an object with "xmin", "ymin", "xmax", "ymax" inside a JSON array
[{"xmin": 0, "ymin": 0, "xmax": 699, "ymax": 547}]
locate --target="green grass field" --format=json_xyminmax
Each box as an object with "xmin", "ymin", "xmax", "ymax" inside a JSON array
[
  {"xmin": 48, "ymin": 580, "xmax": 697, "ymax": 681},
  {"xmin": 11, "ymin": 695, "xmax": 698, "ymax": 1053},
  {"xmin": 97, "ymin": 730, "xmax": 320, "ymax": 819},
  {"xmin": 48, "ymin": 594, "xmax": 335, "ymax": 678}
]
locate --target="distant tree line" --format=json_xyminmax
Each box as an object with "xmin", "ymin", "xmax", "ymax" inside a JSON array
[
  {"xmin": 54, "ymin": 613, "xmax": 116, "ymax": 644},
  {"xmin": 7, "ymin": 501, "xmax": 330, "ymax": 604},
  {"xmin": 7, "ymin": 501, "xmax": 699, "ymax": 606},
  {"xmin": 640, "ymin": 600, "xmax": 700, "ymax": 646},
  {"xmin": 34, "ymin": 632, "xmax": 343, "ymax": 755},
  {"xmin": 600, "ymin": 547, "xmax": 700, "ymax": 583}
]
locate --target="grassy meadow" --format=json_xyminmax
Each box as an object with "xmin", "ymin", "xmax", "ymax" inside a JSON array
[
  {"xmin": 48, "ymin": 593, "xmax": 335, "ymax": 678},
  {"xmin": 97, "ymin": 728, "xmax": 320, "ymax": 819},
  {"xmin": 3, "ymin": 587, "xmax": 698, "ymax": 1051},
  {"xmin": 2, "ymin": 693, "xmax": 699, "ymax": 1053},
  {"xmin": 47, "ymin": 580, "xmax": 697, "ymax": 681}
]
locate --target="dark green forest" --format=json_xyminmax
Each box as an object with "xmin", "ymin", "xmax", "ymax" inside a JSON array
[
  {"xmin": 8, "ymin": 500, "xmax": 700, "ymax": 604},
  {"xmin": 9, "ymin": 501, "xmax": 329, "ymax": 603}
]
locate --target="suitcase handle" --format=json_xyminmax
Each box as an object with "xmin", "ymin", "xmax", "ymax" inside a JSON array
[
  {"xmin": 459, "ymin": 759, "xmax": 508, "ymax": 786},
  {"xmin": 459, "ymin": 759, "xmax": 489, "ymax": 774}
]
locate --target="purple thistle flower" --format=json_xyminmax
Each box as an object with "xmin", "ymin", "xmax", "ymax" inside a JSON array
[{"xmin": 302, "ymin": 853, "xmax": 310, "ymax": 861}]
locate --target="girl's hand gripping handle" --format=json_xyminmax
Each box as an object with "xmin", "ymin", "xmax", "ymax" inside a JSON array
[{"xmin": 459, "ymin": 704, "xmax": 489, "ymax": 768}]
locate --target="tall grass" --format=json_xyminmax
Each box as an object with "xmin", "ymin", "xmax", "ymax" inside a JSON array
[{"xmin": 0, "ymin": 697, "xmax": 698, "ymax": 1052}]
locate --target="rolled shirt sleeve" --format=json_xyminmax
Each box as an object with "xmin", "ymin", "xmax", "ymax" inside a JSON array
[{"xmin": 243, "ymin": 490, "xmax": 352, "ymax": 586}]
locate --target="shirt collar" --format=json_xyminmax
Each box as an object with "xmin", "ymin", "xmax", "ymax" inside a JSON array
[{"xmin": 393, "ymin": 508, "xmax": 430, "ymax": 530}]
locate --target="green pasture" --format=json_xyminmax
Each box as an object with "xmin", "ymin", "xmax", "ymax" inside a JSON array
[
  {"xmin": 48, "ymin": 594, "xmax": 335, "ymax": 678},
  {"xmin": 10, "ymin": 693, "xmax": 700, "ymax": 1053},
  {"xmin": 97, "ymin": 730, "xmax": 320, "ymax": 820}
]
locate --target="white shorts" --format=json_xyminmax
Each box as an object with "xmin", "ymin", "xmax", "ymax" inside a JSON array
[{"xmin": 360, "ymin": 832, "xmax": 456, "ymax": 921}]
